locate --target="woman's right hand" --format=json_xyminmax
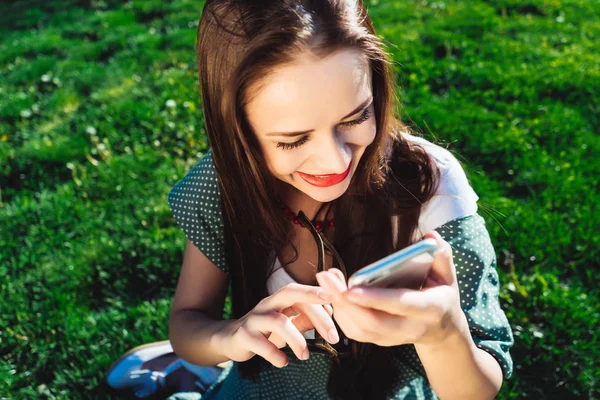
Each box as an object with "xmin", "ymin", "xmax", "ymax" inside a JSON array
[{"xmin": 213, "ymin": 283, "xmax": 338, "ymax": 368}]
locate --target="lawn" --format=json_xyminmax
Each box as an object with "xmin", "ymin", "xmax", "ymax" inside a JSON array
[{"xmin": 1, "ymin": 0, "xmax": 598, "ymax": 398}]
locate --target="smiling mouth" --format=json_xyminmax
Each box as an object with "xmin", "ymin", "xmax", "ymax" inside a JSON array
[{"xmin": 297, "ymin": 162, "xmax": 352, "ymax": 187}]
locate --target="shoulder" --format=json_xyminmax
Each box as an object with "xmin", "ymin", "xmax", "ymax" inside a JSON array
[
  {"xmin": 167, "ymin": 150, "xmax": 221, "ymax": 219},
  {"xmin": 167, "ymin": 149, "xmax": 229, "ymax": 272},
  {"xmin": 401, "ymin": 132, "xmax": 479, "ymax": 234},
  {"xmin": 401, "ymin": 132, "xmax": 465, "ymax": 177}
]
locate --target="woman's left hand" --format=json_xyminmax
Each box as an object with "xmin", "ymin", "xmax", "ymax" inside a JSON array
[{"xmin": 315, "ymin": 231, "xmax": 470, "ymax": 349}]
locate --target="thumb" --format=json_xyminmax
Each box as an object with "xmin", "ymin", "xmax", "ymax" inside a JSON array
[{"xmin": 423, "ymin": 231, "xmax": 457, "ymax": 288}]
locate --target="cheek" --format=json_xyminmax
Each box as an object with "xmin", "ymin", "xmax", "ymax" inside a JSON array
[
  {"xmin": 266, "ymin": 153, "xmax": 302, "ymax": 177},
  {"xmin": 348, "ymin": 118, "xmax": 377, "ymax": 146},
  {"xmin": 259, "ymin": 145, "xmax": 297, "ymax": 176}
]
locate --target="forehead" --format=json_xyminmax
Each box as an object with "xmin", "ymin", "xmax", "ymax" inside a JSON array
[{"xmin": 245, "ymin": 48, "xmax": 372, "ymax": 135}]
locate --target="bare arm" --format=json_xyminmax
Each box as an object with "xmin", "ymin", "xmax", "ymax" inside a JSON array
[
  {"xmin": 416, "ymin": 215, "xmax": 512, "ymax": 399},
  {"xmin": 168, "ymin": 240, "xmax": 338, "ymax": 368},
  {"xmin": 169, "ymin": 240, "xmax": 236, "ymax": 366},
  {"xmin": 415, "ymin": 322, "xmax": 503, "ymax": 400}
]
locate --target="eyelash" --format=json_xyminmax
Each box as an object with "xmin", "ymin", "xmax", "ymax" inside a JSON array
[
  {"xmin": 339, "ymin": 108, "xmax": 371, "ymax": 129},
  {"xmin": 276, "ymin": 108, "xmax": 371, "ymax": 150},
  {"xmin": 276, "ymin": 135, "xmax": 309, "ymax": 150}
]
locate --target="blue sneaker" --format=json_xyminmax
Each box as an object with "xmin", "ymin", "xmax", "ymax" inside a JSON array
[{"xmin": 105, "ymin": 340, "xmax": 183, "ymax": 398}]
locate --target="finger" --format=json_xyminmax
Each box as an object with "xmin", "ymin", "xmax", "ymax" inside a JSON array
[
  {"xmin": 282, "ymin": 307, "xmax": 299, "ymax": 317},
  {"xmin": 328, "ymin": 292, "xmax": 412, "ymax": 345},
  {"xmin": 316, "ymin": 271, "xmax": 346, "ymax": 295},
  {"xmin": 237, "ymin": 325, "xmax": 289, "ymax": 368},
  {"xmin": 270, "ymin": 304, "xmax": 336, "ymax": 347},
  {"xmin": 257, "ymin": 283, "xmax": 331, "ymax": 312},
  {"xmin": 318, "ymin": 272, "xmax": 384, "ymax": 336},
  {"xmin": 268, "ymin": 331, "xmax": 286, "ymax": 349},
  {"xmin": 290, "ymin": 312, "xmax": 315, "ymax": 333},
  {"xmin": 423, "ymin": 232, "xmax": 456, "ymax": 285},
  {"xmin": 344, "ymin": 286, "xmax": 430, "ymax": 315},
  {"xmin": 247, "ymin": 311, "xmax": 309, "ymax": 361},
  {"xmin": 316, "ymin": 272, "xmax": 336, "ymax": 293},
  {"xmin": 296, "ymin": 303, "xmax": 339, "ymax": 344},
  {"xmin": 423, "ymin": 276, "xmax": 443, "ymax": 288},
  {"xmin": 269, "ymin": 313, "xmax": 312, "ymax": 349},
  {"xmin": 328, "ymin": 268, "xmax": 348, "ymax": 290}
]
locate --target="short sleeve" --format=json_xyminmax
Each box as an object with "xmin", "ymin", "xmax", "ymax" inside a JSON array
[
  {"xmin": 167, "ymin": 151, "xmax": 229, "ymax": 274},
  {"xmin": 435, "ymin": 214, "xmax": 514, "ymax": 379},
  {"xmin": 418, "ymin": 145, "xmax": 479, "ymax": 235}
]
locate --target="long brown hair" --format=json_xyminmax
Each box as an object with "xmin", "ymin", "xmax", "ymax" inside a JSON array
[{"xmin": 196, "ymin": 1, "xmax": 440, "ymax": 398}]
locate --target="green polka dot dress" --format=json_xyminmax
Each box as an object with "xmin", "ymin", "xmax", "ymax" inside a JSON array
[
  {"xmin": 167, "ymin": 149, "xmax": 514, "ymax": 400},
  {"xmin": 168, "ymin": 153, "xmax": 228, "ymax": 273}
]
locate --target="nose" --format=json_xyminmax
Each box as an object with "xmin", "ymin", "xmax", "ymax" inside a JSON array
[{"xmin": 311, "ymin": 131, "xmax": 351, "ymax": 174}]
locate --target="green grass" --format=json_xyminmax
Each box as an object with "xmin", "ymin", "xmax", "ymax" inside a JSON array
[{"xmin": 1, "ymin": 0, "xmax": 598, "ymax": 398}]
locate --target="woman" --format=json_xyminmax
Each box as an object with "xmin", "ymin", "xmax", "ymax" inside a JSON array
[{"xmin": 106, "ymin": 0, "xmax": 513, "ymax": 398}]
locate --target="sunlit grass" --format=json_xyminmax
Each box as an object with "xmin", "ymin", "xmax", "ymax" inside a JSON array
[{"xmin": 1, "ymin": 0, "xmax": 598, "ymax": 398}]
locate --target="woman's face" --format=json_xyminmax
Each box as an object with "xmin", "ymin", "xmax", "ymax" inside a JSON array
[{"xmin": 246, "ymin": 48, "xmax": 377, "ymax": 205}]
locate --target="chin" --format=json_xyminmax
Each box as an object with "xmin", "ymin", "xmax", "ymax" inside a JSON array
[{"xmin": 300, "ymin": 182, "xmax": 350, "ymax": 203}]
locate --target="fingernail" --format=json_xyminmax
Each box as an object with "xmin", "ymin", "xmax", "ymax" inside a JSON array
[
  {"xmin": 317, "ymin": 288, "xmax": 331, "ymax": 301},
  {"xmin": 302, "ymin": 348, "xmax": 310, "ymax": 360},
  {"xmin": 328, "ymin": 328, "xmax": 339, "ymax": 344}
]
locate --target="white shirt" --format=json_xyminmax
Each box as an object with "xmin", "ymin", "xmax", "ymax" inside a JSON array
[{"xmin": 407, "ymin": 133, "xmax": 479, "ymax": 236}]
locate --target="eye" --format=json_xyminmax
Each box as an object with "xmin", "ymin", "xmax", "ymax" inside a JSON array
[
  {"xmin": 276, "ymin": 135, "xmax": 309, "ymax": 150},
  {"xmin": 338, "ymin": 108, "xmax": 371, "ymax": 130}
]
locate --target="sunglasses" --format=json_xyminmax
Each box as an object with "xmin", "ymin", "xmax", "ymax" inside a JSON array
[{"xmin": 295, "ymin": 210, "xmax": 354, "ymax": 361}]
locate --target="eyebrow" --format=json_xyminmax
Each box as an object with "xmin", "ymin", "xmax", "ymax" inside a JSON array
[{"xmin": 265, "ymin": 96, "xmax": 374, "ymax": 138}]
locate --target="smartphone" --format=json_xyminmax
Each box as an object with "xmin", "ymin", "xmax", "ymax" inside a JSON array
[{"xmin": 347, "ymin": 238, "xmax": 438, "ymax": 289}]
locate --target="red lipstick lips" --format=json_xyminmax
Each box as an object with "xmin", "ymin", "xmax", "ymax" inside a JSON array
[{"xmin": 297, "ymin": 162, "xmax": 352, "ymax": 187}]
